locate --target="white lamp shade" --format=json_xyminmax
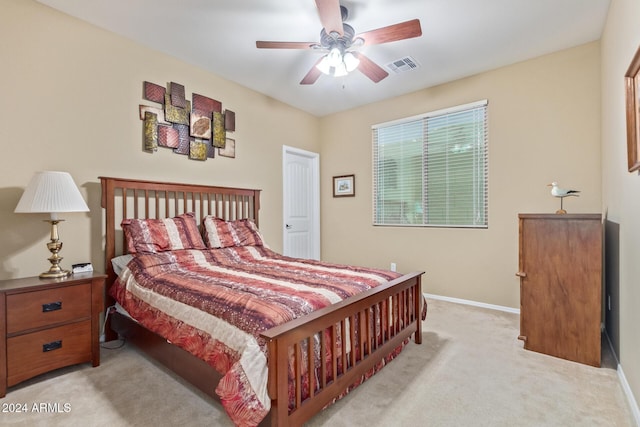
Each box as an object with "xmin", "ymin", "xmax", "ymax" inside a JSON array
[
  {"xmin": 343, "ymin": 52, "xmax": 360, "ymax": 72},
  {"xmin": 326, "ymin": 47, "xmax": 343, "ymax": 67},
  {"xmin": 333, "ymin": 62, "xmax": 348, "ymax": 77},
  {"xmin": 316, "ymin": 55, "xmax": 332, "ymax": 75},
  {"xmin": 15, "ymin": 171, "xmax": 89, "ymax": 217}
]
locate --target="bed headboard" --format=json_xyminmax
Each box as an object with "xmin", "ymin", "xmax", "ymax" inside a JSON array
[{"xmin": 99, "ymin": 176, "xmax": 261, "ymax": 316}]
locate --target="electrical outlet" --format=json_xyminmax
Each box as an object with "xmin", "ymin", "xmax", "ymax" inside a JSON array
[{"xmin": 390, "ymin": 262, "xmax": 397, "ymax": 272}]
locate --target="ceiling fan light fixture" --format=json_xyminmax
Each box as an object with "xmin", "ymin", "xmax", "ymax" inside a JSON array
[
  {"xmin": 327, "ymin": 47, "xmax": 343, "ymax": 67},
  {"xmin": 334, "ymin": 62, "xmax": 348, "ymax": 77},
  {"xmin": 316, "ymin": 49, "xmax": 359, "ymax": 77},
  {"xmin": 343, "ymin": 52, "xmax": 360, "ymax": 72},
  {"xmin": 316, "ymin": 55, "xmax": 332, "ymax": 75}
]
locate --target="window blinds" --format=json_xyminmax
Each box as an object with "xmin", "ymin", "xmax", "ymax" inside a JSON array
[{"xmin": 372, "ymin": 100, "xmax": 488, "ymax": 227}]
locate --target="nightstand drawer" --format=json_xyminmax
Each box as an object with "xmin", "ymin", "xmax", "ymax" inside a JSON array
[
  {"xmin": 6, "ymin": 321, "xmax": 91, "ymax": 387},
  {"xmin": 6, "ymin": 283, "xmax": 91, "ymax": 334}
]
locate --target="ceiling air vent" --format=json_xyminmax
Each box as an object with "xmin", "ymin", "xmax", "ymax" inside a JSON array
[{"xmin": 386, "ymin": 56, "xmax": 420, "ymax": 74}]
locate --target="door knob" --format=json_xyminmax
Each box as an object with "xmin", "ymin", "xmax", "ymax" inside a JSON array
[{"xmin": 285, "ymin": 224, "xmax": 292, "ymax": 229}]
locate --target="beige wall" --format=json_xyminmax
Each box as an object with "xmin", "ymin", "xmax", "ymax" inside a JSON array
[
  {"xmin": 601, "ymin": 0, "xmax": 640, "ymax": 416},
  {"xmin": 319, "ymin": 42, "xmax": 602, "ymax": 309},
  {"xmin": 0, "ymin": 0, "xmax": 319, "ymax": 279}
]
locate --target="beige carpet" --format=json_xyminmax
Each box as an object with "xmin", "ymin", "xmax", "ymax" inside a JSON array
[{"xmin": 2, "ymin": 299, "xmax": 635, "ymax": 426}]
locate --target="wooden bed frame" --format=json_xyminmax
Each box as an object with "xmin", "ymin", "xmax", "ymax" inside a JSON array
[{"xmin": 100, "ymin": 176, "xmax": 424, "ymax": 427}]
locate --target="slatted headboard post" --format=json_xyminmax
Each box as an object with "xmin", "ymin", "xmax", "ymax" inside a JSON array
[{"xmin": 99, "ymin": 176, "xmax": 261, "ymax": 341}]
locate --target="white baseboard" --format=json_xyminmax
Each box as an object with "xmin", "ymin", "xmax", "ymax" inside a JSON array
[
  {"xmin": 618, "ymin": 364, "xmax": 640, "ymax": 426},
  {"xmin": 423, "ymin": 293, "xmax": 520, "ymax": 314},
  {"xmin": 605, "ymin": 331, "xmax": 640, "ymax": 426}
]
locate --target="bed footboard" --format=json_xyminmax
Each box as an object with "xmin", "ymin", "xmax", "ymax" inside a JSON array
[{"xmin": 261, "ymin": 271, "xmax": 424, "ymax": 426}]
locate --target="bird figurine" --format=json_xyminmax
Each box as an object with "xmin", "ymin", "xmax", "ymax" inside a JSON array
[{"xmin": 547, "ymin": 182, "xmax": 580, "ymax": 214}]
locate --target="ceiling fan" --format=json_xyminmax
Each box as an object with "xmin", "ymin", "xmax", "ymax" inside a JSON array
[{"xmin": 256, "ymin": 0, "xmax": 422, "ymax": 85}]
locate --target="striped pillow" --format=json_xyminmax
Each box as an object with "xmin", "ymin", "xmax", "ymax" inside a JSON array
[
  {"xmin": 122, "ymin": 212, "xmax": 206, "ymax": 254},
  {"xmin": 203, "ymin": 216, "xmax": 264, "ymax": 248}
]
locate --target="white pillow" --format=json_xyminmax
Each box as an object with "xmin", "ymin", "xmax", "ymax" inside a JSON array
[{"xmin": 111, "ymin": 254, "xmax": 134, "ymax": 276}]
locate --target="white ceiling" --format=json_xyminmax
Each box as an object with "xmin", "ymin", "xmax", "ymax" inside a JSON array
[{"xmin": 37, "ymin": 0, "xmax": 610, "ymax": 117}]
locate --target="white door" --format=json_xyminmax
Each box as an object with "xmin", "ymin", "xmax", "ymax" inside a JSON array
[{"xmin": 283, "ymin": 146, "xmax": 320, "ymax": 259}]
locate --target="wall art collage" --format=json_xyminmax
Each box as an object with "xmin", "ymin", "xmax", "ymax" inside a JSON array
[{"xmin": 139, "ymin": 81, "xmax": 236, "ymax": 161}]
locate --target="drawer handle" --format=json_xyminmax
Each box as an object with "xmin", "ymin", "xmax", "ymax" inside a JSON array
[
  {"xmin": 43, "ymin": 340, "xmax": 62, "ymax": 352},
  {"xmin": 42, "ymin": 301, "xmax": 62, "ymax": 312}
]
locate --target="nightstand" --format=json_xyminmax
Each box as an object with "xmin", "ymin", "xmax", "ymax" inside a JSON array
[{"xmin": 0, "ymin": 272, "xmax": 105, "ymax": 397}]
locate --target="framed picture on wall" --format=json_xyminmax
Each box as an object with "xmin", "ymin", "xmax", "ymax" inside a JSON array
[
  {"xmin": 624, "ymin": 44, "xmax": 640, "ymax": 172},
  {"xmin": 333, "ymin": 174, "xmax": 355, "ymax": 197}
]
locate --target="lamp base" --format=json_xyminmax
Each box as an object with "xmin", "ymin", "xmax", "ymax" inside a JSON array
[
  {"xmin": 39, "ymin": 219, "xmax": 71, "ymax": 279},
  {"xmin": 39, "ymin": 268, "xmax": 71, "ymax": 279}
]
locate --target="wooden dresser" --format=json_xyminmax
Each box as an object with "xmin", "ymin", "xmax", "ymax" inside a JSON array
[
  {"xmin": 517, "ymin": 214, "xmax": 602, "ymax": 367},
  {"xmin": 0, "ymin": 272, "xmax": 105, "ymax": 397}
]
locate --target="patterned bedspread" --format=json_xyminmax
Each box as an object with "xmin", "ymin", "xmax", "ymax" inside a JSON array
[{"xmin": 110, "ymin": 246, "xmax": 404, "ymax": 427}]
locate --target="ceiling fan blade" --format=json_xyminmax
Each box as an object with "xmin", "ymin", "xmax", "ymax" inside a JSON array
[
  {"xmin": 315, "ymin": 0, "xmax": 343, "ymax": 36},
  {"xmin": 300, "ymin": 58, "xmax": 324, "ymax": 85},
  {"xmin": 357, "ymin": 19, "xmax": 422, "ymax": 45},
  {"xmin": 352, "ymin": 52, "xmax": 389, "ymax": 83},
  {"xmin": 256, "ymin": 41, "xmax": 318, "ymax": 49}
]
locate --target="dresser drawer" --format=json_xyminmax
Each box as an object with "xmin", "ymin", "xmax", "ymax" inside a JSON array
[
  {"xmin": 6, "ymin": 283, "xmax": 91, "ymax": 334},
  {"xmin": 6, "ymin": 321, "xmax": 91, "ymax": 387}
]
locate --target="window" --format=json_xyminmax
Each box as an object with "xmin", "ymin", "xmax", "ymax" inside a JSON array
[{"xmin": 372, "ymin": 100, "xmax": 488, "ymax": 227}]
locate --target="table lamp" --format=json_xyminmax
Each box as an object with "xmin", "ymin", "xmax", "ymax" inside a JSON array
[{"xmin": 14, "ymin": 171, "xmax": 89, "ymax": 278}]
